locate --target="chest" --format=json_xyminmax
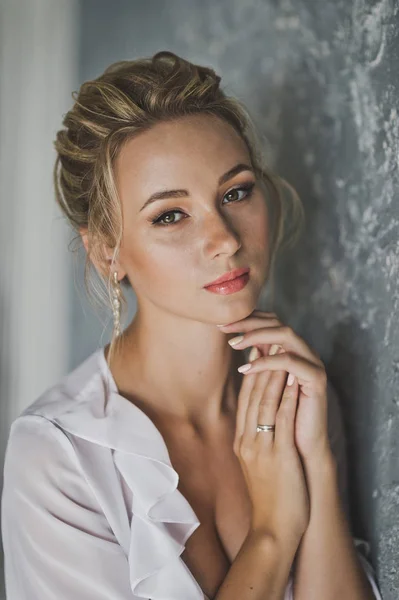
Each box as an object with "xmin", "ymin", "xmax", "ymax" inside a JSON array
[{"xmin": 165, "ymin": 429, "xmax": 252, "ymax": 599}]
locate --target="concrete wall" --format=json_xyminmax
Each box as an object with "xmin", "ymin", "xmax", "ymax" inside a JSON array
[{"xmin": 76, "ymin": 1, "xmax": 399, "ymax": 597}]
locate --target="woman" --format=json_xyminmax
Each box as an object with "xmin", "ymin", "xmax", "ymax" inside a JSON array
[{"xmin": 1, "ymin": 51, "xmax": 382, "ymax": 599}]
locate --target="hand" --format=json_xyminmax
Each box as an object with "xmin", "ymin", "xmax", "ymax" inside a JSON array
[
  {"xmin": 234, "ymin": 343, "xmax": 310, "ymax": 549},
  {"xmin": 219, "ymin": 310, "xmax": 332, "ymax": 464}
]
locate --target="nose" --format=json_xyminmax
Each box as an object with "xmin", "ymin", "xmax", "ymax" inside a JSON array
[{"xmin": 202, "ymin": 211, "xmax": 242, "ymax": 258}]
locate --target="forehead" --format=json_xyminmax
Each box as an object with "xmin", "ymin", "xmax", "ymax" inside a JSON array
[{"xmin": 114, "ymin": 114, "xmax": 251, "ymax": 197}]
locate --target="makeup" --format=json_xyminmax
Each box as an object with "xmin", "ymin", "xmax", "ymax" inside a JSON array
[{"xmin": 204, "ymin": 269, "xmax": 250, "ymax": 295}]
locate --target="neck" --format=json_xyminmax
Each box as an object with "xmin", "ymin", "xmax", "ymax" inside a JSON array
[{"xmin": 106, "ymin": 307, "xmax": 247, "ymax": 430}]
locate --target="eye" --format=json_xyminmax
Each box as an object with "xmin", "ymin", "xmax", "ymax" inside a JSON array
[
  {"xmin": 151, "ymin": 208, "xmax": 186, "ymax": 226},
  {"xmin": 151, "ymin": 181, "xmax": 255, "ymax": 227},
  {"xmin": 222, "ymin": 181, "xmax": 255, "ymax": 205}
]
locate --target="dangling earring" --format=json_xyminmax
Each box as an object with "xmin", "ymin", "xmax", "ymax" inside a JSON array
[{"xmin": 111, "ymin": 271, "xmax": 122, "ymax": 337}]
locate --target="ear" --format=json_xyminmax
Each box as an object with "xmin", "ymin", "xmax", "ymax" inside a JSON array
[
  {"xmin": 80, "ymin": 227, "xmax": 90, "ymax": 255},
  {"xmin": 79, "ymin": 227, "xmax": 127, "ymax": 281}
]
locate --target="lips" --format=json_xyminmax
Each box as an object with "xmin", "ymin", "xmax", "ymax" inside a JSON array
[{"xmin": 204, "ymin": 267, "xmax": 250, "ymax": 288}]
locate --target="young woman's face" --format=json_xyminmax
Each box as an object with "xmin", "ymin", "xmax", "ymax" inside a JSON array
[{"xmin": 114, "ymin": 113, "xmax": 271, "ymax": 325}]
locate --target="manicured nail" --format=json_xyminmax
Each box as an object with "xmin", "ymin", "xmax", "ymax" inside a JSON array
[
  {"xmin": 228, "ymin": 335, "xmax": 244, "ymax": 347},
  {"xmin": 248, "ymin": 346, "xmax": 260, "ymax": 362},
  {"xmin": 287, "ymin": 373, "xmax": 295, "ymax": 386},
  {"xmin": 238, "ymin": 363, "xmax": 252, "ymax": 373},
  {"xmin": 269, "ymin": 344, "xmax": 280, "ymax": 356}
]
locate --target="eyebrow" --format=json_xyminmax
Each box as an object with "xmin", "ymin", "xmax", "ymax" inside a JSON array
[{"xmin": 139, "ymin": 162, "xmax": 255, "ymax": 212}]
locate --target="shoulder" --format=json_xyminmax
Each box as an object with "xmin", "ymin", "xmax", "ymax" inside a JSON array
[
  {"xmin": 1, "ymin": 413, "xmax": 128, "ymax": 594},
  {"xmin": 3, "ymin": 415, "xmax": 78, "ymax": 493},
  {"xmin": 2, "ymin": 390, "xmax": 116, "ymax": 533},
  {"xmin": 3, "ymin": 347, "xmax": 108, "ymax": 490},
  {"xmin": 1, "ymin": 415, "xmax": 109, "ymax": 541}
]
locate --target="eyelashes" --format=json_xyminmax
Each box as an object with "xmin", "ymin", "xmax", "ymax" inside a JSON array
[{"xmin": 150, "ymin": 181, "xmax": 256, "ymax": 227}]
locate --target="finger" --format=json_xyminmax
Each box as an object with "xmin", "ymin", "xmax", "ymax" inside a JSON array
[
  {"xmin": 244, "ymin": 365, "xmax": 274, "ymax": 442},
  {"xmin": 229, "ymin": 326, "xmax": 321, "ymax": 366},
  {"xmin": 237, "ymin": 352, "xmax": 326, "ymax": 393},
  {"xmin": 256, "ymin": 348, "xmax": 288, "ymax": 450},
  {"xmin": 219, "ymin": 316, "xmax": 282, "ymax": 333},
  {"xmin": 218, "ymin": 309, "xmax": 279, "ymax": 328},
  {"xmin": 251, "ymin": 310, "xmax": 278, "ymax": 318},
  {"xmin": 246, "ymin": 310, "xmax": 279, "ymax": 322},
  {"xmin": 240, "ymin": 348, "xmax": 274, "ymax": 444},
  {"xmin": 274, "ymin": 376, "xmax": 299, "ymax": 450},
  {"xmin": 233, "ymin": 347, "xmax": 260, "ymax": 453},
  {"xmin": 243, "ymin": 345, "xmax": 283, "ymax": 446}
]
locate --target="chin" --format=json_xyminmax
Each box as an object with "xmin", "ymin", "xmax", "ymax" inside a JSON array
[{"xmin": 214, "ymin": 295, "xmax": 260, "ymax": 324}]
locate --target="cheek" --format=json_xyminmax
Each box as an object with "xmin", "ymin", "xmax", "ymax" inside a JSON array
[
  {"xmin": 245, "ymin": 202, "xmax": 270, "ymax": 283},
  {"xmin": 243, "ymin": 198, "xmax": 270, "ymax": 249},
  {"xmin": 121, "ymin": 234, "xmax": 194, "ymax": 293},
  {"xmin": 253, "ymin": 211, "xmax": 269, "ymax": 241}
]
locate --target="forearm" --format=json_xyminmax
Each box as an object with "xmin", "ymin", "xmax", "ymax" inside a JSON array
[
  {"xmin": 293, "ymin": 450, "xmax": 375, "ymax": 600},
  {"xmin": 215, "ymin": 529, "xmax": 296, "ymax": 600}
]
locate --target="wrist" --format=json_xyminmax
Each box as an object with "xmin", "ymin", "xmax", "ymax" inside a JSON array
[
  {"xmin": 248, "ymin": 526, "xmax": 300, "ymax": 560},
  {"xmin": 303, "ymin": 439, "xmax": 335, "ymax": 469},
  {"xmin": 303, "ymin": 445, "xmax": 337, "ymax": 487},
  {"xmin": 245, "ymin": 528, "xmax": 299, "ymax": 591},
  {"xmin": 304, "ymin": 448, "xmax": 338, "ymax": 505}
]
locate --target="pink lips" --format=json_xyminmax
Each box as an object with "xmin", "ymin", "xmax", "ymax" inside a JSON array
[
  {"xmin": 204, "ymin": 267, "xmax": 250, "ymax": 287},
  {"xmin": 204, "ymin": 267, "xmax": 250, "ymax": 295}
]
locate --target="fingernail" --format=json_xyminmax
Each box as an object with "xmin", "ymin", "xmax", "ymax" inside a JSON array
[
  {"xmin": 287, "ymin": 373, "xmax": 295, "ymax": 386},
  {"xmin": 248, "ymin": 346, "xmax": 260, "ymax": 362},
  {"xmin": 269, "ymin": 344, "xmax": 280, "ymax": 356},
  {"xmin": 238, "ymin": 363, "xmax": 252, "ymax": 373},
  {"xmin": 228, "ymin": 335, "xmax": 244, "ymax": 347}
]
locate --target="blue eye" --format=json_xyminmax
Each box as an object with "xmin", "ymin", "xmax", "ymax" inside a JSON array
[{"xmin": 151, "ymin": 181, "xmax": 255, "ymax": 227}]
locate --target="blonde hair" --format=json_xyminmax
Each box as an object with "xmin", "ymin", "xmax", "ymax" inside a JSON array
[{"xmin": 53, "ymin": 50, "xmax": 304, "ymax": 367}]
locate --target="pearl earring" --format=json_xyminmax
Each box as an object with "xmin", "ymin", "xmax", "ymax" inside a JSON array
[{"xmin": 111, "ymin": 271, "xmax": 122, "ymax": 337}]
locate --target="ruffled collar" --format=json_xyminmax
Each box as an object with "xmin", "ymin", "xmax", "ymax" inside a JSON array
[{"xmin": 24, "ymin": 347, "xmax": 208, "ymax": 599}]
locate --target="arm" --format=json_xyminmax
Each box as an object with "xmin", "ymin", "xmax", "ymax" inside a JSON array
[
  {"xmin": 292, "ymin": 382, "xmax": 382, "ymax": 600},
  {"xmin": 215, "ymin": 529, "xmax": 296, "ymax": 600},
  {"xmin": 1, "ymin": 416, "xmax": 139, "ymax": 600}
]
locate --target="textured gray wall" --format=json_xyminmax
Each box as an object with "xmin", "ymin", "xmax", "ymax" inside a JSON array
[{"xmin": 76, "ymin": 1, "xmax": 399, "ymax": 597}]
